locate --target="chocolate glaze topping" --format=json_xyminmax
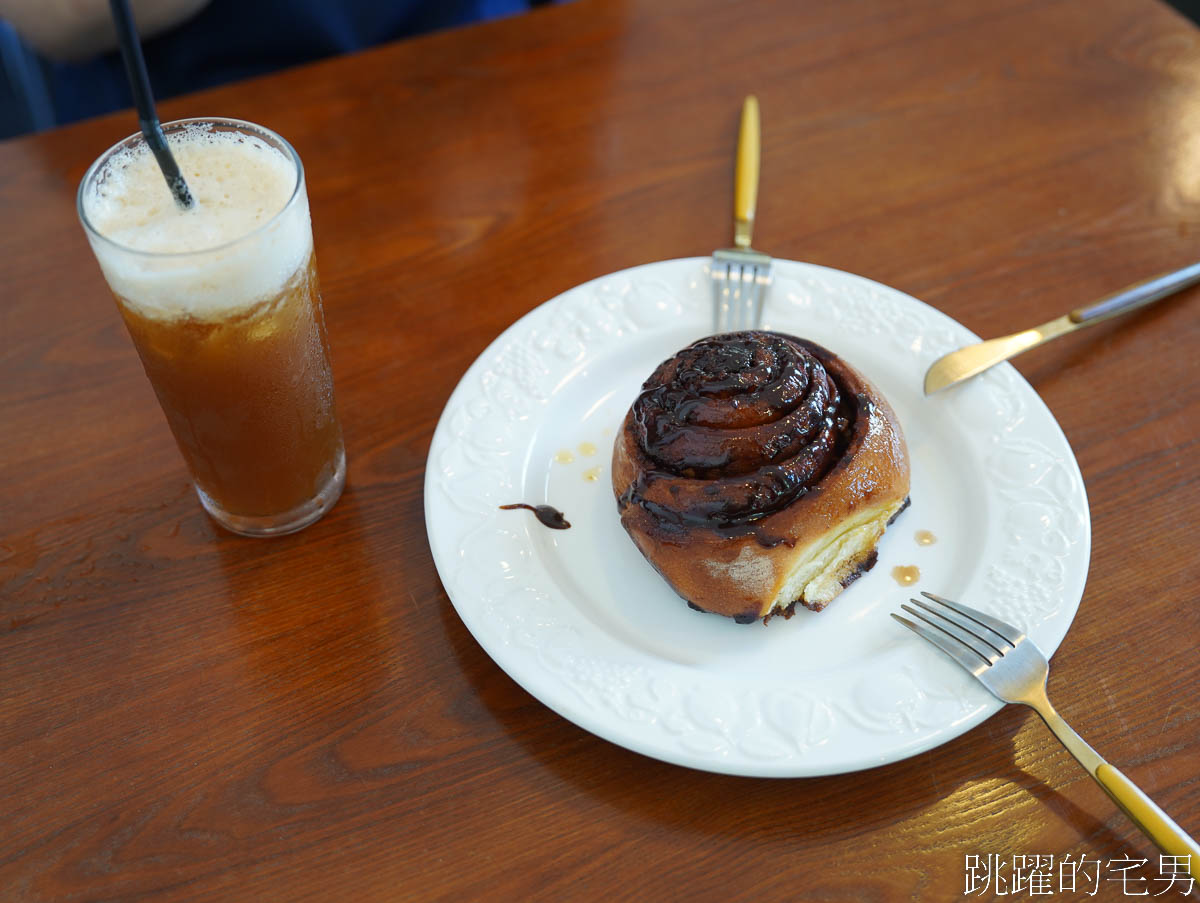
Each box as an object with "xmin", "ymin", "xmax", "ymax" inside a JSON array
[{"xmin": 618, "ymin": 332, "xmax": 858, "ymax": 539}]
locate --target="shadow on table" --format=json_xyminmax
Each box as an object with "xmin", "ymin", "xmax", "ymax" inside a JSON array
[{"xmin": 213, "ymin": 484, "xmax": 394, "ymax": 722}]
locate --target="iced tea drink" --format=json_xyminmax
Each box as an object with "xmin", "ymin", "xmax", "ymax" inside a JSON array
[{"xmin": 78, "ymin": 119, "xmax": 345, "ymax": 536}]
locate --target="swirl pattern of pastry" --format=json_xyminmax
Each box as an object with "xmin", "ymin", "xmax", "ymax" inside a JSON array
[{"xmin": 612, "ymin": 331, "xmax": 910, "ymax": 623}]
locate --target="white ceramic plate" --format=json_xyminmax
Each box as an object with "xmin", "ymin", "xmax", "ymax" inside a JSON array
[{"xmin": 424, "ymin": 258, "xmax": 1090, "ymax": 777}]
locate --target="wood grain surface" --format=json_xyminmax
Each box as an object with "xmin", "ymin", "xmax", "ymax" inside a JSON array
[{"xmin": 2, "ymin": 0, "xmax": 1198, "ymax": 899}]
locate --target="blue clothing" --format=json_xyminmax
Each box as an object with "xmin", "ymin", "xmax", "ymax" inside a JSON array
[{"xmin": 2, "ymin": 0, "xmax": 539, "ymax": 135}]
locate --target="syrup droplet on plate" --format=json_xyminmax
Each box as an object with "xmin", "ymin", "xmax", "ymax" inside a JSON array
[
  {"xmin": 915, "ymin": 530, "xmax": 937, "ymax": 546},
  {"xmin": 891, "ymin": 565, "xmax": 920, "ymax": 586},
  {"xmin": 582, "ymin": 466, "xmax": 602, "ymax": 482},
  {"xmin": 554, "ymin": 449, "xmax": 575, "ymax": 464},
  {"xmin": 577, "ymin": 441, "xmax": 597, "ymax": 457}
]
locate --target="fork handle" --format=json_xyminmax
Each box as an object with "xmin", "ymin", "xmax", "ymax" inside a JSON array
[
  {"xmin": 1094, "ymin": 764, "xmax": 1200, "ymax": 877},
  {"xmin": 1032, "ymin": 698, "xmax": 1200, "ymax": 878},
  {"xmin": 733, "ymin": 95, "xmax": 760, "ymax": 250}
]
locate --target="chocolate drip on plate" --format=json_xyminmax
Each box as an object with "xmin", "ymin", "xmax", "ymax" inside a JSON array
[{"xmin": 499, "ymin": 503, "xmax": 571, "ymax": 530}]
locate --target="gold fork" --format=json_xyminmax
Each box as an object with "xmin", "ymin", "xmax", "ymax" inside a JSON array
[
  {"xmin": 895, "ymin": 591, "xmax": 1199, "ymax": 879},
  {"xmin": 711, "ymin": 95, "xmax": 773, "ymax": 333}
]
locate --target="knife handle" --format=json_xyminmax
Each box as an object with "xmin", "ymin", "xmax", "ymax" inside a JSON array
[
  {"xmin": 734, "ymin": 95, "xmax": 760, "ymax": 250},
  {"xmin": 1070, "ymin": 261, "xmax": 1200, "ymax": 325}
]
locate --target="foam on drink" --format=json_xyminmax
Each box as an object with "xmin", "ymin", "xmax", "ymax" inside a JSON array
[{"xmin": 80, "ymin": 123, "xmax": 312, "ymax": 319}]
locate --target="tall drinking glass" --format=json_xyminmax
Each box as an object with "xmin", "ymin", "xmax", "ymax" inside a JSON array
[{"xmin": 78, "ymin": 118, "xmax": 345, "ymax": 536}]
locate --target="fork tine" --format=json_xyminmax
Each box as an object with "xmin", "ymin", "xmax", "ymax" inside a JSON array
[
  {"xmin": 910, "ymin": 596, "xmax": 1011, "ymax": 655},
  {"xmin": 711, "ymin": 262, "xmax": 730, "ymax": 332},
  {"xmin": 711, "ymin": 252, "xmax": 772, "ymax": 333},
  {"xmin": 751, "ymin": 267, "xmax": 766, "ymax": 327},
  {"xmin": 730, "ymin": 265, "xmax": 742, "ymax": 330},
  {"xmin": 731, "ymin": 264, "xmax": 747, "ymax": 330},
  {"xmin": 727, "ymin": 266, "xmax": 739, "ymax": 332},
  {"xmin": 743, "ymin": 266, "xmax": 759, "ymax": 328},
  {"xmin": 920, "ymin": 591, "xmax": 1025, "ymax": 647},
  {"xmin": 901, "ymin": 602, "xmax": 1002, "ymax": 665},
  {"xmin": 891, "ymin": 613, "xmax": 990, "ymax": 675},
  {"xmin": 724, "ymin": 264, "xmax": 737, "ymax": 331}
]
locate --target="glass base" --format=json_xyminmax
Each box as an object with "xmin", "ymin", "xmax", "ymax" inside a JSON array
[{"xmin": 195, "ymin": 446, "xmax": 346, "ymax": 537}]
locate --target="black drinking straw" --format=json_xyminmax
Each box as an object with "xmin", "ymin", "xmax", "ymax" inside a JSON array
[{"xmin": 108, "ymin": 0, "xmax": 194, "ymax": 209}]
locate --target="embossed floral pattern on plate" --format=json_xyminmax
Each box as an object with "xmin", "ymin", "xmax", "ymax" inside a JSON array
[{"xmin": 424, "ymin": 258, "xmax": 1090, "ymax": 777}]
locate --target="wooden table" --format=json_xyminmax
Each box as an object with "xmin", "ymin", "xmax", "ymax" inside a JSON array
[{"xmin": 3, "ymin": 0, "xmax": 1198, "ymax": 899}]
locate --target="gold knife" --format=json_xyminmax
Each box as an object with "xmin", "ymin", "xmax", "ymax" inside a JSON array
[{"xmin": 924, "ymin": 262, "xmax": 1200, "ymax": 394}]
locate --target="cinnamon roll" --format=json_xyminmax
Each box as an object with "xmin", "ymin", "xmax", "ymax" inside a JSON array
[{"xmin": 612, "ymin": 331, "xmax": 910, "ymax": 623}]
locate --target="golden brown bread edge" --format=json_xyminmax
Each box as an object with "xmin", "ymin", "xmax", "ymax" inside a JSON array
[{"xmin": 611, "ymin": 343, "xmax": 910, "ymax": 623}]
